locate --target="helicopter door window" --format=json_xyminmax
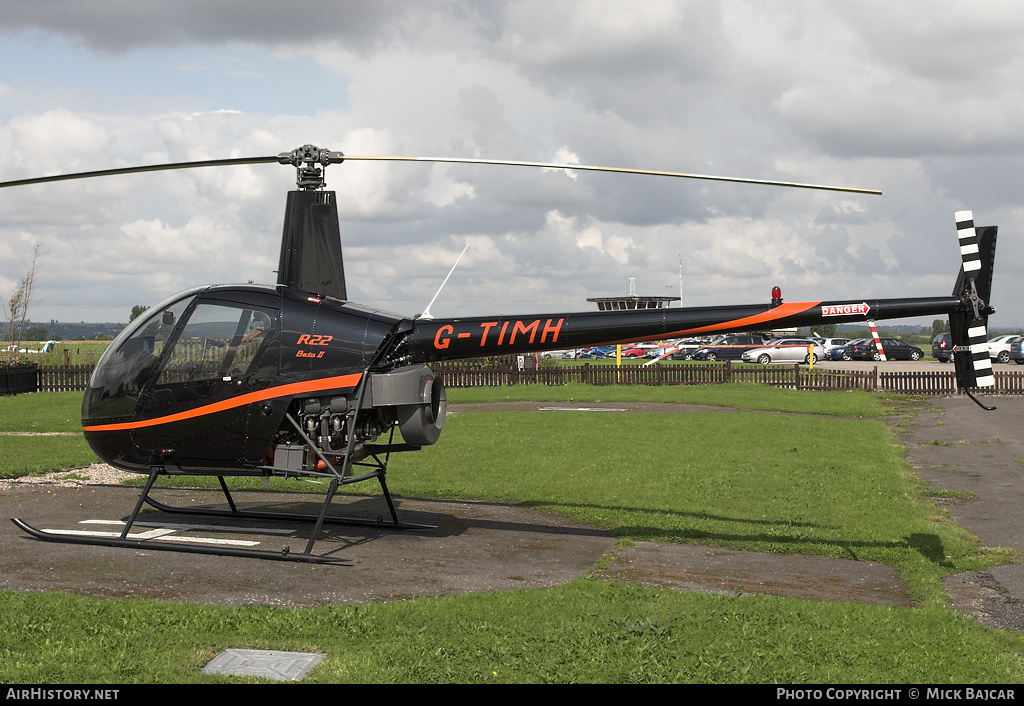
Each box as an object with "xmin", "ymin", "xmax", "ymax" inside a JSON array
[
  {"xmin": 222, "ymin": 310, "xmax": 273, "ymax": 377},
  {"xmin": 156, "ymin": 304, "xmax": 272, "ymax": 384}
]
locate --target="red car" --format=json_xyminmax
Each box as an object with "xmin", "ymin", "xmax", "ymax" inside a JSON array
[
  {"xmin": 619, "ymin": 343, "xmax": 660, "ymax": 358},
  {"xmin": 619, "ymin": 346, "xmax": 650, "ymax": 358}
]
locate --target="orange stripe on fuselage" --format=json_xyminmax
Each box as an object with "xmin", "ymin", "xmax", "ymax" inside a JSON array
[
  {"xmin": 82, "ymin": 373, "xmax": 363, "ymax": 433},
  {"xmin": 664, "ymin": 301, "xmax": 822, "ymax": 338}
]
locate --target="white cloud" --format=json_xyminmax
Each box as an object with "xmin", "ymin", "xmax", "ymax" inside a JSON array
[{"xmin": 0, "ymin": 2, "xmax": 1021, "ymax": 331}]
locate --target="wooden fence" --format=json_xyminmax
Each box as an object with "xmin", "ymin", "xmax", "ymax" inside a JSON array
[
  {"xmin": 432, "ymin": 358, "xmax": 1024, "ymax": 396},
  {"xmin": 1, "ymin": 365, "xmax": 39, "ymax": 395},
  {"xmin": 37, "ymin": 365, "xmax": 94, "ymax": 393},
  {"xmin": 433, "ymin": 361, "xmax": 880, "ymax": 390},
  {"xmin": 24, "ymin": 360, "xmax": 1024, "ymax": 395}
]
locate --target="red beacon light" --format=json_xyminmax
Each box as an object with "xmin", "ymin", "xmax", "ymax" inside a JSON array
[{"xmin": 771, "ymin": 286, "xmax": 783, "ymax": 308}]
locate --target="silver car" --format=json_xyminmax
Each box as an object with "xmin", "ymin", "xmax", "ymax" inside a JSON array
[{"xmin": 741, "ymin": 338, "xmax": 826, "ymax": 364}]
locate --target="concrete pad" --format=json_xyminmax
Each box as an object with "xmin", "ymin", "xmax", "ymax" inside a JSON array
[{"xmin": 203, "ymin": 649, "xmax": 324, "ymax": 681}]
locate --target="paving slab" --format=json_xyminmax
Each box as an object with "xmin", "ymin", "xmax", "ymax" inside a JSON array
[{"xmin": 202, "ymin": 649, "xmax": 324, "ymax": 681}]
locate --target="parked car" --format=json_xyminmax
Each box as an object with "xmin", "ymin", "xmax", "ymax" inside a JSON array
[
  {"xmin": 811, "ymin": 337, "xmax": 851, "ymax": 353},
  {"xmin": 619, "ymin": 343, "xmax": 659, "ymax": 358},
  {"xmin": 741, "ymin": 339, "xmax": 826, "ymax": 364},
  {"xmin": 578, "ymin": 346, "xmax": 615, "ymax": 359},
  {"xmin": 827, "ymin": 338, "xmax": 867, "ymax": 361},
  {"xmin": 691, "ymin": 334, "xmax": 768, "ymax": 361},
  {"xmin": 540, "ymin": 349, "xmax": 577, "ymax": 359},
  {"xmin": 849, "ymin": 337, "xmax": 924, "ymax": 361},
  {"xmin": 932, "ymin": 332, "xmax": 953, "ymax": 363},
  {"xmin": 1012, "ymin": 338, "xmax": 1024, "ymax": 365},
  {"xmin": 644, "ymin": 345, "xmax": 679, "ymax": 359},
  {"xmin": 987, "ymin": 334, "xmax": 1023, "ymax": 364},
  {"xmin": 669, "ymin": 339, "xmax": 704, "ymax": 360},
  {"xmin": 930, "ymin": 332, "xmax": 1022, "ymax": 364}
]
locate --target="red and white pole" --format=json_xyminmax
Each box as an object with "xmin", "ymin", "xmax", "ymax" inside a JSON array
[{"xmin": 868, "ymin": 320, "xmax": 887, "ymax": 361}]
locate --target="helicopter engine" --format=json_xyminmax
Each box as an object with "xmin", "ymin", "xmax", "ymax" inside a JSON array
[
  {"xmin": 369, "ymin": 364, "xmax": 448, "ymax": 446},
  {"xmin": 281, "ymin": 364, "xmax": 447, "ymax": 475},
  {"xmin": 298, "ymin": 364, "xmax": 445, "ymax": 447}
]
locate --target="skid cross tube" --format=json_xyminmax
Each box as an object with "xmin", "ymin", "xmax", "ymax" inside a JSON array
[
  {"xmin": 144, "ymin": 437, "xmax": 434, "ymax": 531},
  {"xmin": 121, "ymin": 468, "xmax": 160, "ymax": 539}
]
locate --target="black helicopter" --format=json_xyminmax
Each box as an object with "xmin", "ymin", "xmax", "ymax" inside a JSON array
[{"xmin": 1, "ymin": 145, "xmax": 998, "ymax": 562}]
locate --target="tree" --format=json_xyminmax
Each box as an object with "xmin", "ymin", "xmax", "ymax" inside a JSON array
[
  {"xmin": 931, "ymin": 319, "xmax": 950, "ymax": 337},
  {"xmin": 2, "ymin": 241, "xmax": 43, "ymax": 359},
  {"xmin": 130, "ymin": 305, "xmax": 150, "ymax": 322}
]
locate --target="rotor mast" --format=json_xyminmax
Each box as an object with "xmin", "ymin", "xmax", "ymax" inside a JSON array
[{"xmin": 274, "ymin": 146, "xmax": 349, "ymax": 300}]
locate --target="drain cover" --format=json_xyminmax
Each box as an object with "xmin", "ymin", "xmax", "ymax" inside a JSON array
[{"xmin": 203, "ymin": 649, "xmax": 325, "ymax": 681}]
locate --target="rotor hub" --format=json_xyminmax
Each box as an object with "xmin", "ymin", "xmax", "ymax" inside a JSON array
[{"xmin": 277, "ymin": 145, "xmax": 345, "ymax": 190}]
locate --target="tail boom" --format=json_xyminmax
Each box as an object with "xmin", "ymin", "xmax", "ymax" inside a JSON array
[{"xmin": 403, "ymin": 296, "xmax": 961, "ymax": 363}]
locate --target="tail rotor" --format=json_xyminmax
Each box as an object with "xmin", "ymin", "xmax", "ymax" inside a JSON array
[{"xmin": 949, "ymin": 210, "xmax": 998, "ymax": 409}]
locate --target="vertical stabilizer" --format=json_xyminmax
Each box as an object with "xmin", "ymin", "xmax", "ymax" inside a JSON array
[{"xmin": 949, "ymin": 211, "xmax": 997, "ymax": 401}]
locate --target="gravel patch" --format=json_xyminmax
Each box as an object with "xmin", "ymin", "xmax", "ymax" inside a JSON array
[{"xmin": 0, "ymin": 463, "xmax": 137, "ymax": 489}]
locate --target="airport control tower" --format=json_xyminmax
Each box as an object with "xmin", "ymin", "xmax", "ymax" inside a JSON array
[{"xmin": 586, "ymin": 278, "xmax": 679, "ymax": 311}]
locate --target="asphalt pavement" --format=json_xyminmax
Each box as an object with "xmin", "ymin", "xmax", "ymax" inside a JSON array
[{"xmin": 904, "ymin": 394, "xmax": 1024, "ymax": 631}]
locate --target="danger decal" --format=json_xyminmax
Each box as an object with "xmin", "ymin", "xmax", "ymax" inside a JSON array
[{"xmin": 821, "ymin": 303, "xmax": 869, "ymax": 317}]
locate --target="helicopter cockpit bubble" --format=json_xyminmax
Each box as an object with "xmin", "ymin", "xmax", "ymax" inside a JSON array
[{"xmin": 85, "ymin": 288, "xmax": 204, "ymax": 422}]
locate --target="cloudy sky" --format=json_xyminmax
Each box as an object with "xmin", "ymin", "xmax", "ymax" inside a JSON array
[{"xmin": 1, "ymin": 1, "xmax": 1022, "ymax": 332}]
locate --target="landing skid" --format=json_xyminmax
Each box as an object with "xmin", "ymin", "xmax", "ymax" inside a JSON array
[
  {"xmin": 12, "ymin": 463, "xmax": 433, "ymax": 564},
  {"xmin": 10, "ymin": 517, "xmax": 346, "ymax": 564}
]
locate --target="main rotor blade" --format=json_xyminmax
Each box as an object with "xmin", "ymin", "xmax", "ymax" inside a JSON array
[
  {"xmin": 0, "ymin": 156, "xmax": 280, "ymax": 189},
  {"xmin": 340, "ymin": 155, "xmax": 883, "ymax": 195},
  {"xmin": 0, "ymin": 150, "xmax": 882, "ymax": 195}
]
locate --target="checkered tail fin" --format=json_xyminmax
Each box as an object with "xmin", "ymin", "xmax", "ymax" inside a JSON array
[{"xmin": 949, "ymin": 210, "xmax": 997, "ymax": 403}]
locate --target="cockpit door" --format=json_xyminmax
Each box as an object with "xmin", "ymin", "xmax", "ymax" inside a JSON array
[{"xmin": 133, "ymin": 300, "xmax": 277, "ymax": 467}]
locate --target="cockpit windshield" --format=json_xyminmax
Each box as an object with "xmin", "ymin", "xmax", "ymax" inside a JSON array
[{"xmin": 84, "ymin": 288, "xmax": 202, "ymax": 420}]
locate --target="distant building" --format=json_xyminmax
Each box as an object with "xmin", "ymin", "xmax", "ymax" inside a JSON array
[
  {"xmin": 587, "ymin": 296, "xmax": 679, "ymax": 311},
  {"xmin": 587, "ymin": 277, "xmax": 679, "ymax": 311}
]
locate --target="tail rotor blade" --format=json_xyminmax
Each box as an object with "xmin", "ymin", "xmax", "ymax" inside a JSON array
[
  {"xmin": 967, "ymin": 320, "xmax": 995, "ymax": 388},
  {"xmin": 950, "ymin": 210, "xmax": 997, "ymax": 403},
  {"xmin": 956, "ymin": 210, "xmax": 984, "ymax": 275}
]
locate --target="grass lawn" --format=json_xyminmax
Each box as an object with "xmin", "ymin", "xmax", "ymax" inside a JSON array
[
  {"xmin": 447, "ymin": 380, "xmax": 890, "ymax": 416},
  {"xmin": 1, "ymin": 386, "xmax": 1022, "ymax": 683},
  {"xmin": 0, "ymin": 391, "xmax": 99, "ymax": 476},
  {"xmin": 0, "ymin": 391, "xmax": 84, "ymax": 433}
]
